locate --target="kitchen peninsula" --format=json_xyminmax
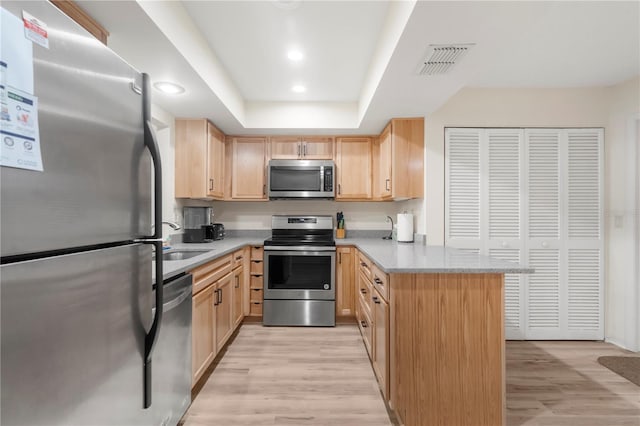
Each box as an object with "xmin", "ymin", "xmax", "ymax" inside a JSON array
[{"xmin": 158, "ymin": 237, "xmax": 531, "ymax": 426}]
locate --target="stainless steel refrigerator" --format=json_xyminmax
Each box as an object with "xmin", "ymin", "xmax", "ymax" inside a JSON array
[{"xmin": 1, "ymin": 2, "xmax": 174, "ymax": 424}]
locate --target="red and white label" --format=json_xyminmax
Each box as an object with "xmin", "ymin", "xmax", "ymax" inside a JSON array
[{"xmin": 22, "ymin": 11, "xmax": 49, "ymax": 49}]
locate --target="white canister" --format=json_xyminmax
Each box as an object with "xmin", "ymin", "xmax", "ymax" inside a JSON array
[{"xmin": 397, "ymin": 212, "xmax": 414, "ymax": 243}]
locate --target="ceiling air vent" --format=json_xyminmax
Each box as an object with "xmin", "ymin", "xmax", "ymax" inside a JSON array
[{"xmin": 416, "ymin": 44, "xmax": 474, "ymax": 75}]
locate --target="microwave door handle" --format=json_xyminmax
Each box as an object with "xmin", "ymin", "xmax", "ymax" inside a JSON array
[{"xmin": 320, "ymin": 166, "xmax": 324, "ymax": 193}]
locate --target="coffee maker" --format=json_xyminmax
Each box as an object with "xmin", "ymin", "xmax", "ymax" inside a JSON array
[{"xmin": 183, "ymin": 207, "xmax": 214, "ymax": 243}]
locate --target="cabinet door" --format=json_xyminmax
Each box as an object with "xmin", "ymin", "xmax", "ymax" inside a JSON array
[
  {"xmin": 232, "ymin": 266, "xmax": 244, "ymax": 328},
  {"xmin": 215, "ymin": 272, "xmax": 234, "ymax": 350},
  {"xmin": 302, "ymin": 137, "xmax": 334, "ymax": 159},
  {"xmin": 175, "ymin": 119, "xmax": 208, "ymax": 199},
  {"xmin": 372, "ymin": 291, "xmax": 389, "ymax": 400},
  {"xmin": 336, "ymin": 247, "xmax": 355, "ymax": 317},
  {"xmin": 379, "ymin": 124, "xmax": 392, "ymax": 199},
  {"xmin": 336, "ymin": 137, "xmax": 372, "ymax": 200},
  {"xmin": 232, "ymin": 137, "xmax": 267, "ymax": 199},
  {"xmin": 192, "ymin": 286, "xmax": 215, "ymax": 383},
  {"xmin": 207, "ymin": 123, "xmax": 225, "ymax": 199},
  {"xmin": 270, "ymin": 137, "xmax": 301, "ymax": 159}
]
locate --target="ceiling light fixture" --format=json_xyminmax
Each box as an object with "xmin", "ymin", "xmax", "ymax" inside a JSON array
[
  {"xmin": 153, "ymin": 81, "xmax": 185, "ymax": 95},
  {"xmin": 291, "ymin": 84, "xmax": 306, "ymax": 93},
  {"xmin": 287, "ymin": 50, "xmax": 303, "ymax": 61}
]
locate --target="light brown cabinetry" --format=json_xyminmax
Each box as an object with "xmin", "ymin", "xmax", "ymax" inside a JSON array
[
  {"xmin": 175, "ymin": 119, "xmax": 225, "ymax": 199},
  {"xmin": 375, "ymin": 118, "xmax": 424, "ymax": 200},
  {"xmin": 190, "ymin": 249, "xmax": 249, "ymax": 387},
  {"xmin": 229, "ymin": 137, "xmax": 268, "ymax": 200},
  {"xmin": 336, "ymin": 246, "xmax": 355, "ymax": 317},
  {"xmin": 214, "ymin": 272, "xmax": 234, "ymax": 350},
  {"xmin": 249, "ymin": 246, "xmax": 264, "ymax": 316},
  {"xmin": 335, "ymin": 137, "xmax": 372, "ymax": 200},
  {"xmin": 355, "ymin": 251, "xmax": 390, "ymax": 401},
  {"xmin": 192, "ymin": 286, "xmax": 216, "ymax": 383},
  {"xmin": 270, "ymin": 136, "xmax": 334, "ymax": 160}
]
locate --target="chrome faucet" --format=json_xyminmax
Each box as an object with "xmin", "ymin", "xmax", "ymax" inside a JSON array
[
  {"xmin": 383, "ymin": 216, "xmax": 393, "ymax": 240},
  {"xmin": 151, "ymin": 221, "xmax": 182, "ymax": 232}
]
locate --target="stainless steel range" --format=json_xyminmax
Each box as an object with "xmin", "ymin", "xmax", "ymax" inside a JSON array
[{"xmin": 263, "ymin": 215, "xmax": 336, "ymax": 326}]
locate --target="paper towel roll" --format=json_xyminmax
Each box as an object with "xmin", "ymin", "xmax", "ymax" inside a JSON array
[{"xmin": 397, "ymin": 213, "xmax": 414, "ymax": 243}]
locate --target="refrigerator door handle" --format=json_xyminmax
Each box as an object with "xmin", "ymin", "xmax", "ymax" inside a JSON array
[{"xmin": 141, "ymin": 73, "xmax": 163, "ymax": 410}]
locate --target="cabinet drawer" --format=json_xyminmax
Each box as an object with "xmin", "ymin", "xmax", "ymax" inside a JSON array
[
  {"xmin": 251, "ymin": 246, "xmax": 263, "ymax": 261},
  {"xmin": 357, "ymin": 271, "xmax": 373, "ymax": 319},
  {"xmin": 191, "ymin": 254, "xmax": 232, "ymax": 295},
  {"xmin": 358, "ymin": 253, "xmax": 373, "ymax": 281},
  {"xmin": 250, "ymin": 275, "xmax": 263, "ymax": 289},
  {"xmin": 249, "ymin": 288, "xmax": 263, "ymax": 302},
  {"xmin": 250, "ymin": 301, "xmax": 263, "ymax": 316},
  {"xmin": 371, "ymin": 264, "xmax": 389, "ymax": 302},
  {"xmin": 231, "ymin": 249, "xmax": 245, "ymax": 269},
  {"xmin": 250, "ymin": 260, "xmax": 263, "ymax": 275},
  {"xmin": 357, "ymin": 297, "xmax": 373, "ymax": 359}
]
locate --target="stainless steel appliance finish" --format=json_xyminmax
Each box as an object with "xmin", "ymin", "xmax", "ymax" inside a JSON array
[
  {"xmin": 263, "ymin": 215, "xmax": 336, "ymax": 327},
  {"xmin": 1, "ymin": 245, "xmax": 152, "ymax": 425},
  {"xmin": 183, "ymin": 207, "xmax": 214, "ymax": 243},
  {"xmin": 1, "ymin": 3, "xmax": 169, "ymax": 425},
  {"xmin": 263, "ymin": 300, "xmax": 336, "ymax": 327},
  {"xmin": 0, "ymin": 2, "xmax": 150, "ymax": 259},
  {"xmin": 267, "ymin": 159, "xmax": 335, "ymax": 199},
  {"xmin": 152, "ymin": 273, "xmax": 193, "ymax": 426}
]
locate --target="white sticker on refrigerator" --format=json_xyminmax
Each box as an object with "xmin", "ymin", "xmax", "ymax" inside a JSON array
[
  {"xmin": 22, "ymin": 11, "xmax": 49, "ymax": 49},
  {"xmin": 1, "ymin": 8, "xmax": 34, "ymax": 94},
  {"xmin": 0, "ymin": 86, "xmax": 43, "ymax": 171}
]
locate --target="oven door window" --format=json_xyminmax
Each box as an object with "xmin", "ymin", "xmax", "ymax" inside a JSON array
[
  {"xmin": 268, "ymin": 254, "xmax": 332, "ymax": 290},
  {"xmin": 270, "ymin": 167, "xmax": 321, "ymax": 191}
]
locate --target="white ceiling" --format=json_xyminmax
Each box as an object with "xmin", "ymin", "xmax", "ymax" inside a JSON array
[{"xmin": 79, "ymin": 1, "xmax": 639, "ymax": 134}]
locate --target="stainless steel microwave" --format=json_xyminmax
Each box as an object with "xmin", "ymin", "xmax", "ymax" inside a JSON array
[{"xmin": 267, "ymin": 159, "xmax": 335, "ymax": 199}]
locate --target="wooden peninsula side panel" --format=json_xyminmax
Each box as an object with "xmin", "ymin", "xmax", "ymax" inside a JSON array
[{"xmin": 389, "ymin": 273, "xmax": 505, "ymax": 426}]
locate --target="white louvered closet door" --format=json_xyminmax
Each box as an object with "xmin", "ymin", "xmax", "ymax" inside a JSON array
[
  {"xmin": 445, "ymin": 128, "xmax": 481, "ymax": 254},
  {"xmin": 485, "ymin": 129, "xmax": 525, "ymax": 339},
  {"xmin": 524, "ymin": 129, "xmax": 563, "ymax": 339},
  {"xmin": 564, "ymin": 129, "xmax": 604, "ymax": 339}
]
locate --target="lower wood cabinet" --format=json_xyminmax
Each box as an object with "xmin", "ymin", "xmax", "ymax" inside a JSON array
[
  {"xmin": 336, "ymin": 246, "xmax": 355, "ymax": 317},
  {"xmin": 192, "ymin": 286, "xmax": 216, "ymax": 382},
  {"xmin": 372, "ymin": 291, "xmax": 389, "ymax": 400},
  {"xmin": 214, "ymin": 272, "xmax": 234, "ymax": 350},
  {"xmin": 232, "ymin": 265, "xmax": 244, "ymax": 328}
]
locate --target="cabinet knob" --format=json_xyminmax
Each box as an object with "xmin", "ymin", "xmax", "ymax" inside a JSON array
[
  {"xmin": 372, "ymin": 296, "xmax": 380, "ymax": 304},
  {"xmin": 374, "ymin": 277, "xmax": 383, "ymax": 285},
  {"xmin": 385, "ymin": 178, "xmax": 390, "ymax": 192},
  {"xmin": 360, "ymin": 320, "xmax": 368, "ymax": 328},
  {"xmin": 360, "ymin": 288, "xmax": 367, "ymax": 294}
]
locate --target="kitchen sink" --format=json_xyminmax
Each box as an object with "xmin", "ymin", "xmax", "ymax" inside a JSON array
[{"xmin": 156, "ymin": 250, "xmax": 210, "ymax": 261}]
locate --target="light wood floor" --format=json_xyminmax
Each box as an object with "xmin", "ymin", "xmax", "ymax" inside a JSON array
[
  {"xmin": 506, "ymin": 340, "xmax": 640, "ymax": 426},
  {"xmin": 183, "ymin": 324, "xmax": 393, "ymax": 426},
  {"xmin": 184, "ymin": 324, "xmax": 640, "ymax": 426}
]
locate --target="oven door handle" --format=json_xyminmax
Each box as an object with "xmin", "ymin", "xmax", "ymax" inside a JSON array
[
  {"xmin": 263, "ymin": 249, "xmax": 337, "ymax": 257},
  {"xmin": 264, "ymin": 246, "xmax": 336, "ymax": 252}
]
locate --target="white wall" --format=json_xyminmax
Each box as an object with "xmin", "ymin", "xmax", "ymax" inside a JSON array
[
  {"xmin": 604, "ymin": 77, "xmax": 640, "ymax": 351},
  {"xmin": 151, "ymin": 103, "xmax": 183, "ymax": 237},
  {"xmin": 210, "ymin": 200, "xmax": 403, "ymax": 231},
  {"xmin": 420, "ymin": 78, "xmax": 640, "ymax": 350}
]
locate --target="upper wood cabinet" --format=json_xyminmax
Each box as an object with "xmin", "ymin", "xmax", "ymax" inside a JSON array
[
  {"xmin": 336, "ymin": 137, "xmax": 372, "ymax": 200},
  {"xmin": 270, "ymin": 136, "xmax": 334, "ymax": 160},
  {"xmin": 175, "ymin": 119, "xmax": 225, "ymax": 200},
  {"xmin": 229, "ymin": 137, "xmax": 268, "ymax": 200},
  {"xmin": 375, "ymin": 118, "xmax": 424, "ymax": 200}
]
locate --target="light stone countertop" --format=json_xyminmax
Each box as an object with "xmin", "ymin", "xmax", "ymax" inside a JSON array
[
  {"xmin": 336, "ymin": 238, "xmax": 533, "ymax": 274},
  {"xmin": 156, "ymin": 236, "xmax": 531, "ymax": 282}
]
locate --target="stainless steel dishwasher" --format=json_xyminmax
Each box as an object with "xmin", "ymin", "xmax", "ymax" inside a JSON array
[{"xmin": 152, "ymin": 272, "xmax": 192, "ymax": 426}]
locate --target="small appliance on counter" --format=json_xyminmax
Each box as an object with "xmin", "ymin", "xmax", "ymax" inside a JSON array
[
  {"xmin": 183, "ymin": 207, "xmax": 214, "ymax": 243},
  {"xmin": 397, "ymin": 212, "xmax": 414, "ymax": 243},
  {"xmin": 204, "ymin": 223, "xmax": 225, "ymax": 241}
]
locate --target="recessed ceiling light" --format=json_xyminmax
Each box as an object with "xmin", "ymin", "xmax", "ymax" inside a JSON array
[
  {"xmin": 272, "ymin": 0, "xmax": 301, "ymax": 10},
  {"xmin": 153, "ymin": 81, "xmax": 185, "ymax": 95},
  {"xmin": 287, "ymin": 50, "xmax": 303, "ymax": 61},
  {"xmin": 291, "ymin": 85, "xmax": 306, "ymax": 93}
]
